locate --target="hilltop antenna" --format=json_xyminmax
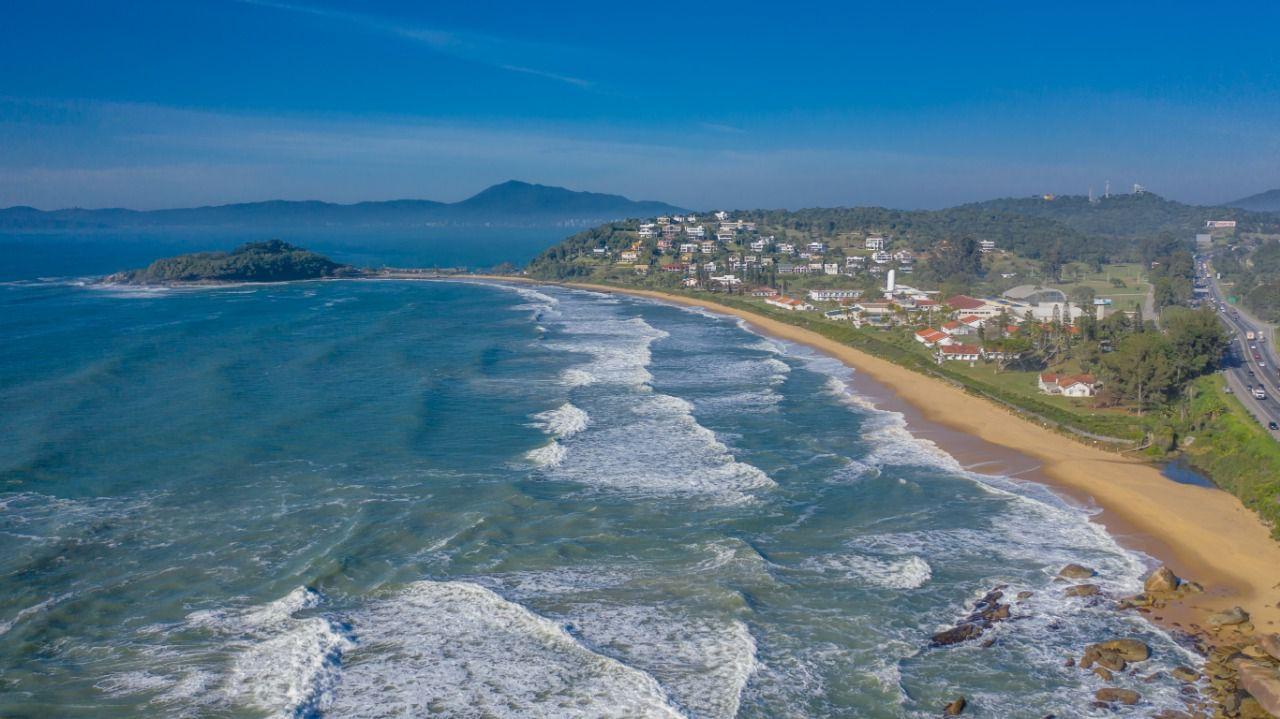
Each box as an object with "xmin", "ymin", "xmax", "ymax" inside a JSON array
[
  {"xmin": 1088, "ymin": 186, "xmax": 1095, "ymax": 203},
  {"xmin": 1104, "ymin": 180, "xmax": 1110, "ymax": 198}
]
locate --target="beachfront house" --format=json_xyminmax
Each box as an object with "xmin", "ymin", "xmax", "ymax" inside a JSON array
[
  {"xmin": 936, "ymin": 343, "xmax": 982, "ymax": 363},
  {"xmin": 1038, "ymin": 373, "xmax": 1097, "ymax": 397},
  {"xmin": 766, "ymin": 296, "xmax": 815, "ymax": 311}
]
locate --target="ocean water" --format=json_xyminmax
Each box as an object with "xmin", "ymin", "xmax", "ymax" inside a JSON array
[
  {"xmin": 0, "ymin": 278, "xmax": 1199, "ymax": 718},
  {"xmin": 0, "ymin": 226, "xmax": 564, "ymax": 281}
]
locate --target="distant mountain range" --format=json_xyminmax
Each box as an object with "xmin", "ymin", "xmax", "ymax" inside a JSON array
[
  {"xmin": 1228, "ymin": 189, "xmax": 1280, "ymax": 213},
  {"xmin": 0, "ymin": 181, "xmax": 687, "ymax": 231}
]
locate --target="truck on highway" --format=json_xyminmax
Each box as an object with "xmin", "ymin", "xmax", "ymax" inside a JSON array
[
  {"xmin": 1246, "ymin": 330, "xmax": 1257, "ymax": 341},
  {"xmin": 1254, "ymin": 386, "xmax": 1269, "ymax": 400}
]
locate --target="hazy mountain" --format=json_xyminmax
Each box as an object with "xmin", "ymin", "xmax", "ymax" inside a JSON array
[
  {"xmin": 1227, "ymin": 189, "xmax": 1280, "ymax": 212},
  {"xmin": 0, "ymin": 181, "xmax": 686, "ymax": 230}
]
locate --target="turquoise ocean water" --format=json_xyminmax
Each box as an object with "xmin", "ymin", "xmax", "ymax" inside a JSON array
[{"xmin": 0, "ymin": 277, "xmax": 1198, "ymax": 717}]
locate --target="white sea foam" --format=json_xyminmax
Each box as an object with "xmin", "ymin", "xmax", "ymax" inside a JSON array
[
  {"xmin": 328, "ymin": 580, "xmax": 686, "ymax": 718},
  {"xmin": 0, "ymin": 592, "xmax": 72, "ymax": 636},
  {"xmin": 801, "ymin": 553, "xmax": 932, "ymax": 589},
  {"xmin": 186, "ymin": 586, "xmax": 355, "ymax": 718},
  {"xmin": 525, "ymin": 440, "xmax": 568, "ymax": 467},
  {"xmin": 531, "ymin": 402, "xmax": 590, "ymax": 439},
  {"xmin": 539, "ymin": 391, "xmax": 775, "ymax": 502},
  {"xmin": 571, "ymin": 605, "xmax": 758, "ymax": 719},
  {"xmin": 101, "ymin": 587, "xmax": 356, "ymax": 717},
  {"xmin": 527, "ymin": 294, "xmax": 774, "ymax": 503}
]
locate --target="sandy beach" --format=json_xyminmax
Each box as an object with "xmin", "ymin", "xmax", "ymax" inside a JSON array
[{"xmin": 480, "ymin": 276, "xmax": 1280, "ymax": 635}]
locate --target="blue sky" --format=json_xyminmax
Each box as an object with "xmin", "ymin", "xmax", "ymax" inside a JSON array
[{"xmin": 2, "ymin": 0, "xmax": 1279, "ymax": 210}]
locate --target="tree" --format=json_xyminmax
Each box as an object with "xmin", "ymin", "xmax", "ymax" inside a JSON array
[
  {"xmin": 1163, "ymin": 307, "xmax": 1229, "ymax": 386},
  {"xmin": 1101, "ymin": 332, "xmax": 1174, "ymax": 414},
  {"xmin": 1070, "ymin": 285, "xmax": 1097, "ymax": 307}
]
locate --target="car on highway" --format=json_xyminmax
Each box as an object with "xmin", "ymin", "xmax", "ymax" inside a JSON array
[{"xmin": 1271, "ymin": 421, "xmax": 1279, "ymax": 431}]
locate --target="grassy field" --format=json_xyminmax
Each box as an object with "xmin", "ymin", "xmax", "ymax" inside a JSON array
[{"xmin": 1046, "ymin": 262, "xmax": 1150, "ymax": 312}]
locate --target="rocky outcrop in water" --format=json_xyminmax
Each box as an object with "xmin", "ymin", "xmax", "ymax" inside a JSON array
[
  {"xmin": 1095, "ymin": 687, "xmax": 1141, "ymax": 705},
  {"xmin": 929, "ymin": 587, "xmax": 1014, "ymax": 648},
  {"xmin": 1057, "ymin": 563, "xmax": 1095, "ymax": 580}
]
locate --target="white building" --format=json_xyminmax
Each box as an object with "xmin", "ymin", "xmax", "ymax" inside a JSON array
[
  {"xmin": 865, "ymin": 237, "xmax": 886, "ymax": 251},
  {"xmin": 638, "ymin": 223, "xmax": 656, "ymax": 238},
  {"xmin": 686, "ymin": 225, "xmax": 706, "ymax": 239},
  {"xmin": 766, "ymin": 296, "xmax": 815, "ymax": 311},
  {"xmin": 1038, "ymin": 373, "xmax": 1097, "ymax": 397},
  {"xmin": 808, "ymin": 288, "xmax": 862, "ymax": 302}
]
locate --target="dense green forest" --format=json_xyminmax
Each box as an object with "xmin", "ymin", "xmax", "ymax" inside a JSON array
[
  {"xmin": 110, "ymin": 240, "xmax": 351, "ymax": 284},
  {"xmin": 962, "ymin": 192, "xmax": 1280, "ymax": 238},
  {"xmin": 1215, "ymin": 239, "xmax": 1280, "ymax": 323}
]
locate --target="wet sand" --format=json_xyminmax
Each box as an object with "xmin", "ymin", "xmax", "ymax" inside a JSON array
[{"xmin": 484, "ymin": 278, "xmax": 1280, "ymax": 633}]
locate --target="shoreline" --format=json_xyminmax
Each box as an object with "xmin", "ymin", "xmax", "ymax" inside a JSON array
[{"xmin": 476, "ymin": 275, "xmax": 1280, "ymax": 638}]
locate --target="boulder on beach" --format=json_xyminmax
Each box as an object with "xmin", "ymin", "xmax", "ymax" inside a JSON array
[
  {"xmin": 1064, "ymin": 584, "xmax": 1100, "ymax": 598},
  {"xmin": 1094, "ymin": 687, "xmax": 1141, "ymax": 705},
  {"xmin": 1259, "ymin": 633, "xmax": 1280, "ymax": 662},
  {"xmin": 1171, "ymin": 666, "xmax": 1199, "ymax": 683},
  {"xmin": 1058, "ymin": 563, "xmax": 1095, "ymax": 580},
  {"xmin": 1207, "ymin": 606, "xmax": 1250, "ymax": 627},
  {"xmin": 943, "ymin": 696, "xmax": 967, "ymax": 715},
  {"xmin": 1234, "ymin": 659, "xmax": 1280, "ymax": 716},
  {"xmin": 1143, "ymin": 565, "xmax": 1180, "ymax": 593}
]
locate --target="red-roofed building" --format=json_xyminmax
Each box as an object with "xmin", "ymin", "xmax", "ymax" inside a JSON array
[
  {"xmin": 1038, "ymin": 372, "xmax": 1096, "ymax": 397},
  {"xmin": 766, "ymin": 296, "xmax": 815, "ymax": 311},
  {"xmin": 913, "ymin": 328, "xmax": 951, "ymax": 347},
  {"xmin": 945, "ymin": 295, "xmax": 985, "ymax": 311},
  {"xmin": 941, "ymin": 320, "xmax": 975, "ymax": 336},
  {"xmin": 937, "ymin": 343, "xmax": 982, "ymax": 362}
]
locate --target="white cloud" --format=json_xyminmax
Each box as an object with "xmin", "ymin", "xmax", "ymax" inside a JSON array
[{"xmin": 234, "ymin": 0, "xmax": 593, "ymax": 89}]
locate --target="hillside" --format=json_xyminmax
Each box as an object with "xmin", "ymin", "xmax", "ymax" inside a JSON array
[
  {"xmin": 1228, "ymin": 189, "xmax": 1280, "ymax": 213},
  {"xmin": 0, "ymin": 181, "xmax": 686, "ymax": 231},
  {"xmin": 961, "ymin": 192, "xmax": 1279, "ymax": 238},
  {"xmin": 105, "ymin": 240, "xmax": 352, "ymax": 284}
]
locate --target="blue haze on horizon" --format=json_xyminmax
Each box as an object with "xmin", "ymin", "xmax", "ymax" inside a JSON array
[{"xmin": 2, "ymin": 0, "xmax": 1278, "ymax": 211}]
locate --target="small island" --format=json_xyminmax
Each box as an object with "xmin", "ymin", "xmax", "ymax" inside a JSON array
[{"xmin": 104, "ymin": 240, "xmax": 356, "ymax": 285}]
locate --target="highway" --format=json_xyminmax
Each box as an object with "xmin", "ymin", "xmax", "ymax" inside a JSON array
[{"xmin": 1199, "ymin": 258, "xmax": 1280, "ymax": 434}]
